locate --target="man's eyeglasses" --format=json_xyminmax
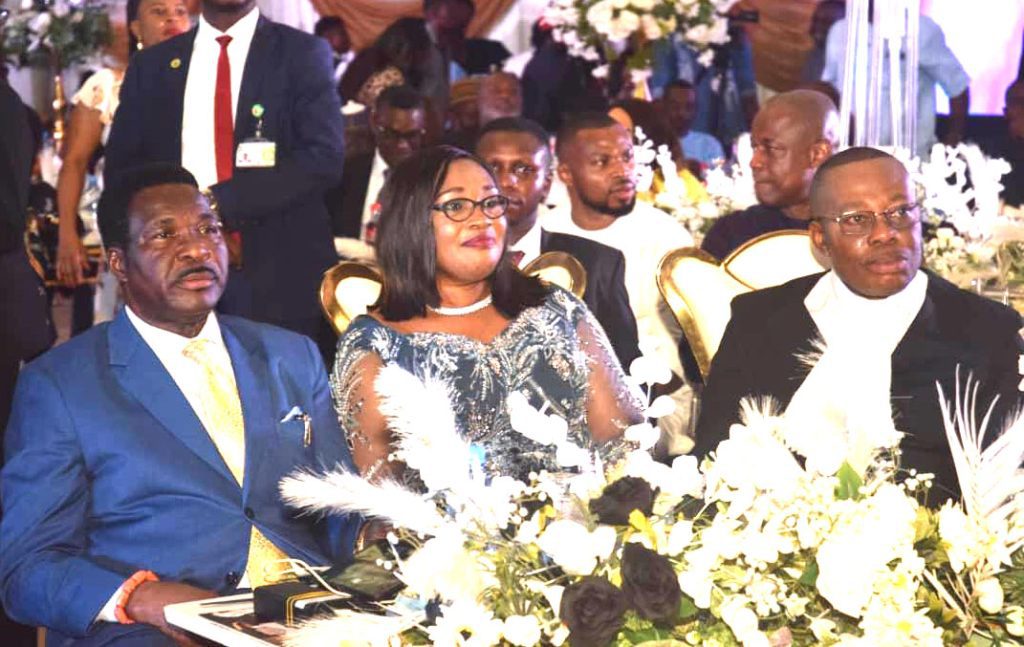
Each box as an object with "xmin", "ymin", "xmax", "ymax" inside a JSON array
[
  {"xmin": 431, "ymin": 195, "xmax": 510, "ymax": 222},
  {"xmin": 816, "ymin": 203, "xmax": 921, "ymax": 237}
]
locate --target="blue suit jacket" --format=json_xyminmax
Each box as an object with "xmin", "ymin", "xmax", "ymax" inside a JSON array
[
  {"xmin": 0, "ymin": 311, "xmax": 358, "ymax": 639},
  {"xmin": 105, "ymin": 16, "xmax": 343, "ymax": 326}
]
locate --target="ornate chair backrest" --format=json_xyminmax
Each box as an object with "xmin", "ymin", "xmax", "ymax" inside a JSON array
[
  {"xmin": 321, "ymin": 253, "xmax": 588, "ymax": 335},
  {"xmin": 320, "ymin": 261, "xmax": 383, "ymax": 336},
  {"xmin": 521, "ymin": 251, "xmax": 587, "ymax": 299},
  {"xmin": 658, "ymin": 231, "xmax": 827, "ymax": 380}
]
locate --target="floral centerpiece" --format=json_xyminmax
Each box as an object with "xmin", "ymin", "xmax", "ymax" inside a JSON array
[
  {"xmin": 908, "ymin": 143, "xmax": 1024, "ymax": 290},
  {"xmin": 635, "ymin": 130, "xmax": 756, "ymax": 242},
  {"xmin": 2, "ymin": 0, "xmax": 112, "ymax": 70},
  {"xmin": 278, "ymin": 353, "xmax": 1024, "ymax": 646},
  {"xmin": 542, "ymin": 0, "xmax": 735, "ymax": 82}
]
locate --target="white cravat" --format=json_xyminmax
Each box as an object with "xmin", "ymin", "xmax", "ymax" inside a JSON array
[
  {"xmin": 785, "ymin": 270, "xmax": 928, "ymax": 474},
  {"xmin": 509, "ymin": 220, "xmax": 544, "ymax": 268},
  {"xmin": 181, "ymin": 8, "xmax": 261, "ymax": 190}
]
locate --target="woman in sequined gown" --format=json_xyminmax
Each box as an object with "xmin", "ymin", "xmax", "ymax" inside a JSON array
[{"xmin": 331, "ymin": 146, "xmax": 644, "ymax": 483}]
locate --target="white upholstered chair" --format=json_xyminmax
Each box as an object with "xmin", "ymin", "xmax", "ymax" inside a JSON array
[{"xmin": 658, "ymin": 230, "xmax": 828, "ymax": 379}]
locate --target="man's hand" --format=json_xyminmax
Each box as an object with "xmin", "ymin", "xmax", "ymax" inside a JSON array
[{"xmin": 125, "ymin": 581, "xmax": 216, "ymax": 646}]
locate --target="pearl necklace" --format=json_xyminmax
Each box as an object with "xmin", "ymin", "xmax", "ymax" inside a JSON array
[{"xmin": 427, "ymin": 294, "xmax": 493, "ymax": 316}]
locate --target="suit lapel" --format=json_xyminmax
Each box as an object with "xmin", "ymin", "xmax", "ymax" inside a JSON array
[
  {"xmin": 234, "ymin": 17, "xmax": 276, "ymax": 145},
  {"xmin": 107, "ymin": 310, "xmax": 237, "ymax": 486},
  {"xmin": 167, "ymin": 29, "xmax": 197, "ymax": 158},
  {"xmin": 220, "ymin": 319, "xmax": 275, "ymax": 498}
]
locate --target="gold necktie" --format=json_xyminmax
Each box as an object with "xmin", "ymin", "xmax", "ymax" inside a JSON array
[{"xmin": 182, "ymin": 339, "xmax": 290, "ymax": 587}]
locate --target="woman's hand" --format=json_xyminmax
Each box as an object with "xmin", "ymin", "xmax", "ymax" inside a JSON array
[{"xmin": 56, "ymin": 228, "xmax": 90, "ymax": 287}]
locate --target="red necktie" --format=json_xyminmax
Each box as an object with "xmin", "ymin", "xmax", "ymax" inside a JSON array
[
  {"xmin": 214, "ymin": 35, "xmax": 234, "ymax": 183},
  {"xmin": 510, "ymin": 250, "xmax": 525, "ymax": 267}
]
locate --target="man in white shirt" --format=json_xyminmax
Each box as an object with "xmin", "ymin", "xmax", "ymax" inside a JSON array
[
  {"xmin": 476, "ymin": 116, "xmax": 640, "ymax": 368},
  {"xmin": 332, "ymin": 86, "xmax": 427, "ymax": 242},
  {"xmin": 106, "ymin": 0, "xmax": 345, "ymax": 362},
  {"xmin": 0, "ymin": 164, "xmax": 359, "ymax": 644},
  {"xmin": 546, "ymin": 112, "xmax": 697, "ymax": 453}
]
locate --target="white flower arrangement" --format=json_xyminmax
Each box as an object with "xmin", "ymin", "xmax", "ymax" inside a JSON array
[
  {"xmin": 636, "ymin": 130, "xmax": 756, "ymax": 241},
  {"xmin": 542, "ymin": 0, "xmax": 734, "ymax": 79},
  {"xmin": 277, "ymin": 362, "xmax": 1024, "ymax": 645}
]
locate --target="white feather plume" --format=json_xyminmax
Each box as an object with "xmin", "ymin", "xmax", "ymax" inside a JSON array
[
  {"xmin": 374, "ymin": 364, "xmax": 474, "ymax": 492},
  {"xmin": 279, "ymin": 468, "xmax": 448, "ymax": 536},
  {"xmin": 936, "ymin": 371, "xmax": 1024, "ymax": 533}
]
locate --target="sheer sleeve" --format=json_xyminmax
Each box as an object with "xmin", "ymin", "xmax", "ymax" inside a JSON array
[
  {"xmin": 71, "ymin": 68, "xmax": 122, "ymax": 126},
  {"xmin": 331, "ymin": 348, "xmax": 400, "ymax": 482},
  {"xmin": 576, "ymin": 304, "xmax": 646, "ymax": 444}
]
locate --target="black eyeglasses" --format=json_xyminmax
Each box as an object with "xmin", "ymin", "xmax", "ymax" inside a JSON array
[
  {"xmin": 816, "ymin": 203, "xmax": 921, "ymax": 236},
  {"xmin": 431, "ymin": 195, "xmax": 510, "ymax": 222}
]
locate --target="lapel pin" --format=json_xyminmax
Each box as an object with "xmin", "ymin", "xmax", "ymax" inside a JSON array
[{"xmin": 170, "ymin": 58, "xmax": 182, "ymax": 69}]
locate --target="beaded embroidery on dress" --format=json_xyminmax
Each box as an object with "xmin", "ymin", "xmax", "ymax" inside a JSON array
[{"xmin": 331, "ymin": 288, "xmax": 643, "ymax": 484}]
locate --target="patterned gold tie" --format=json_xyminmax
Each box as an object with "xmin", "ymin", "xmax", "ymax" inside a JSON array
[{"xmin": 182, "ymin": 339, "xmax": 291, "ymax": 587}]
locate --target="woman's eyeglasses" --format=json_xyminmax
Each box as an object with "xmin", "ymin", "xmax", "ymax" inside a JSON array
[{"xmin": 431, "ymin": 195, "xmax": 510, "ymax": 222}]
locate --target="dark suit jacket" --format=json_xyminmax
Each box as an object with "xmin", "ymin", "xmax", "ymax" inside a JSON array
[
  {"xmin": 0, "ymin": 80, "xmax": 32, "ymax": 253},
  {"xmin": 327, "ymin": 149, "xmax": 373, "ymax": 238},
  {"xmin": 694, "ymin": 272, "xmax": 1023, "ymax": 500},
  {"xmin": 105, "ymin": 16, "xmax": 343, "ymax": 329},
  {"xmin": 0, "ymin": 311, "xmax": 359, "ymax": 641},
  {"xmin": 542, "ymin": 230, "xmax": 641, "ymax": 370},
  {"xmin": 461, "ymin": 38, "xmax": 511, "ymax": 75}
]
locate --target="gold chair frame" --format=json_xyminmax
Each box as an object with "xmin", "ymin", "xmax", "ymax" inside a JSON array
[
  {"xmin": 319, "ymin": 261, "xmax": 383, "ymax": 336},
  {"xmin": 521, "ymin": 251, "xmax": 587, "ymax": 299},
  {"xmin": 320, "ymin": 252, "xmax": 588, "ymax": 336},
  {"xmin": 658, "ymin": 230, "xmax": 825, "ymax": 380}
]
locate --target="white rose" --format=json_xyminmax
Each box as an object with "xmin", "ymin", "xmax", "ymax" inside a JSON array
[
  {"xmin": 503, "ymin": 615, "xmax": 542, "ymax": 647},
  {"xmin": 977, "ymin": 578, "xmax": 1005, "ymax": 614},
  {"xmin": 640, "ymin": 14, "xmax": 662, "ymax": 41},
  {"xmin": 1006, "ymin": 606, "xmax": 1024, "ymax": 637},
  {"xmin": 935, "ymin": 227, "xmax": 954, "ymax": 240},
  {"xmin": 611, "ymin": 10, "xmax": 641, "ymax": 41},
  {"xmin": 585, "ymin": 1, "xmax": 614, "ymax": 35},
  {"xmin": 667, "ymin": 520, "xmax": 694, "ymax": 555},
  {"xmin": 631, "ymin": 0, "xmax": 656, "ymax": 10}
]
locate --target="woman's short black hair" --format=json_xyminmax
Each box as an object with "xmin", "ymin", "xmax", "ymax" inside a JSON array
[{"xmin": 374, "ymin": 145, "xmax": 550, "ymax": 321}]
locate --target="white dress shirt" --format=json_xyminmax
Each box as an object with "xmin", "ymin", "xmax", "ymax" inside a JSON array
[
  {"xmin": 542, "ymin": 202, "xmax": 696, "ymax": 452},
  {"xmin": 541, "ymin": 201, "xmax": 694, "ymax": 378},
  {"xmin": 95, "ymin": 307, "xmax": 238, "ymax": 623},
  {"xmin": 360, "ymin": 150, "xmax": 388, "ymax": 238},
  {"xmin": 509, "ymin": 218, "xmax": 544, "ymax": 268},
  {"xmin": 181, "ymin": 7, "xmax": 261, "ymax": 190}
]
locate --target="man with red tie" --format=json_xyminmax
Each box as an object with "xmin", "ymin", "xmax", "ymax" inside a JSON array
[{"xmin": 106, "ymin": 0, "xmax": 345, "ymax": 362}]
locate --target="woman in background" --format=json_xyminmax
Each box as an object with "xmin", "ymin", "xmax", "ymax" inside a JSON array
[
  {"xmin": 332, "ymin": 146, "xmax": 644, "ymax": 485},
  {"xmin": 54, "ymin": 0, "xmax": 189, "ymax": 324}
]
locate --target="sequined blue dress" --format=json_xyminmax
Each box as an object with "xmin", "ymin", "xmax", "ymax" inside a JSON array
[{"xmin": 331, "ymin": 288, "xmax": 643, "ymax": 482}]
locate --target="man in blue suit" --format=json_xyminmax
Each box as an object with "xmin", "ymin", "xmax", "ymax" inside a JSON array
[
  {"xmin": 0, "ymin": 164, "xmax": 359, "ymax": 645},
  {"xmin": 105, "ymin": 0, "xmax": 343, "ymax": 363}
]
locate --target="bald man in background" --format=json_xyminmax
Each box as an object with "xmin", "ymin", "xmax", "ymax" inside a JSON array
[{"xmin": 701, "ymin": 90, "xmax": 839, "ymax": 260}]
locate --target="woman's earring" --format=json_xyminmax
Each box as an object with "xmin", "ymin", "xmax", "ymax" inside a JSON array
[{"xmin": 136, "ymin": 41, "xmax": 143, "ymax": 51}]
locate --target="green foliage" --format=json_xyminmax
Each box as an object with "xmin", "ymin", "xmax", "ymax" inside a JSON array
[
  {"xmin": 835, "ymin": 462, "xmax": 864, "ymax": 501},
  {"xmin": 2, "ymin": 4, "xmax": 112, "ymax": 70}
]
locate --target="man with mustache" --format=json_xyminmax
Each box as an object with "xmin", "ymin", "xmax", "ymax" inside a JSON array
[
  {"xmin": 701, "ymin": 89, "xmax": 839, "ymax": 260},
  {"xmin": 694, "ymin": 148, "xmax": 1023, "ymax": 501},
  {"xmin": 545, "ymin": 112, "xmax": 697, "ymax": 455},
  {"xmin": 0, "ymin": 164, "xmax": 360, "ymax": 645},
  {"xmin": 475, "ymin": 116, "xmax": 640, "ymax": 369}
]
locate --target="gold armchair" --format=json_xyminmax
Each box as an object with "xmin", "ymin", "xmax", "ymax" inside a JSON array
[
  {"xmin": 658, "ymin": 230, "xmax": 827, "ymax": 379},
  {"xmin": 320, "ymin": 252, "xmax": 588, "ymax": 336}
]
